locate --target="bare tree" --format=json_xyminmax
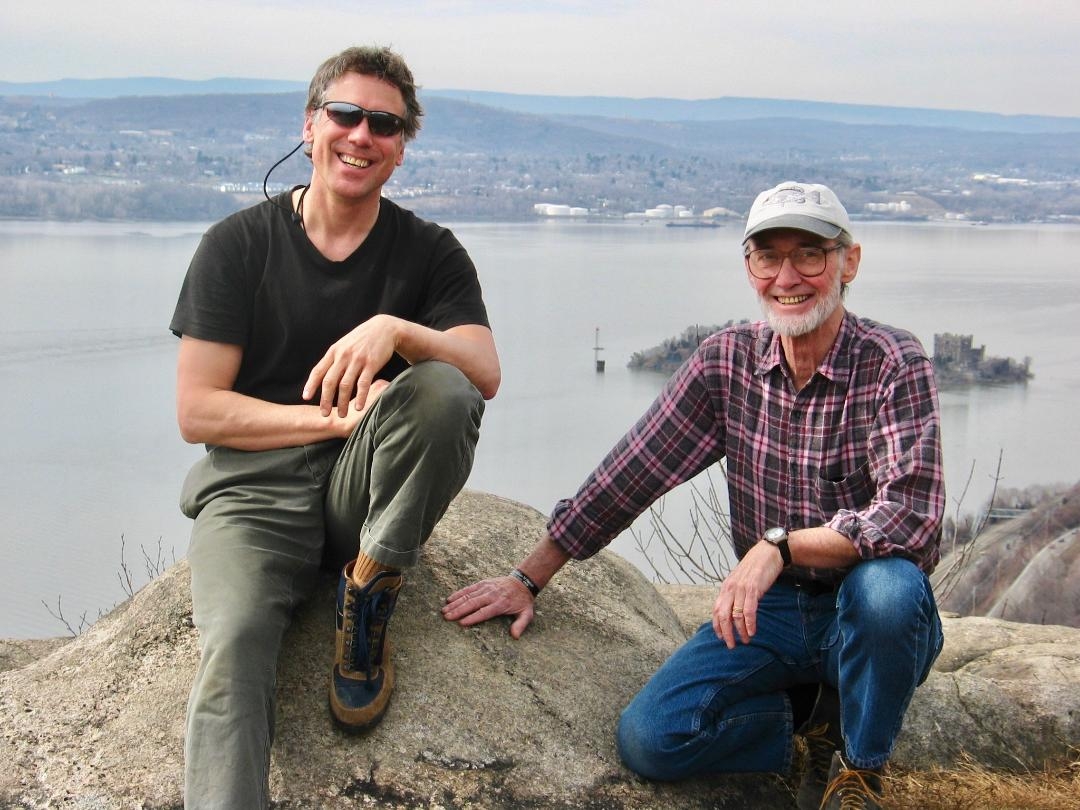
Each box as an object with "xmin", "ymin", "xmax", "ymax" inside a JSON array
[
  {"xmin": 632, "ymin": 468, "xmax": 738, "ymax": 584},
  {"xmin": 933, "ymin": 451, "xmax": 1004, "ymax": 604},
  {"xmin": 44, "ymin": 534, "xmax": 176, "ymax": 635}
]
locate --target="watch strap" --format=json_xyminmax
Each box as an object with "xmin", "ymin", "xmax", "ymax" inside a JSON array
[
  {"xmin": 510, "ymin": 567, "xmax": 540, "ymax": 597},
  {"xmin": 775, "ymin": 536, "xmax": 792, "ymax": 567},
  {"xmin": 764, "ymin": 528, "xmax": 793, "ymax": 567}
]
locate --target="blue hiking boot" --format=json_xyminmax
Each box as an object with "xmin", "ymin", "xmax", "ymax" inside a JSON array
[{"xmin": 329, "ymin": 562, "xmax": 403, "ymax": 731}]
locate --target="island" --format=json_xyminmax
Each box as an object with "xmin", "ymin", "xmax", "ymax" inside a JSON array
[
  {"xmin": 932, "ymin": 333, "xmax": 1032, "ymax": 386},
  {"xmin": 626, "ymin": 322, "xmax": 745, "ymax": 374},
  {"xmin": 628, "ymin": 325, "xmax": 1034, "ymax": 388}
]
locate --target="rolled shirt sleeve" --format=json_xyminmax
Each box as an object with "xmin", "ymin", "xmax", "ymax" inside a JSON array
[{"xmin": 825, "ymin": 353, "xmax": 944, "ymax": 571}]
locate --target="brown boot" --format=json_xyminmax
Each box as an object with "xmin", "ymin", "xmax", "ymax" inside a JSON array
[
  {"xmin": 796, "ymin": 684, "xmax": 842, "ymax": 810},
  {"xmin": 820, "ymin": 751, "xmax": 884, "ymax": 810},
  {"xmin": 329, "ymin": 562, "xmax": 403, "ymax": 731}
]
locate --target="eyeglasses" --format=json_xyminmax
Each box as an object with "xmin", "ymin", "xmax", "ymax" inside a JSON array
[
  {"xmin": 744, "ymin": 245, "xmax": 844, "ymax": 279},
  {"xmin": 317, "ymin": 101, "xmax": 406, "ymax": 137}
]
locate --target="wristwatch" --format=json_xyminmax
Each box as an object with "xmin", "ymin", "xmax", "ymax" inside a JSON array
[{"xmin": 763, "ymin": 527, "xmax": 792, "ymax": 567}]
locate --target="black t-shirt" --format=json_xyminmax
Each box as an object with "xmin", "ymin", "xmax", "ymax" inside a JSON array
[{"xmin": 170, "ymin": 193, "xmax": 490, "ymax": 405}]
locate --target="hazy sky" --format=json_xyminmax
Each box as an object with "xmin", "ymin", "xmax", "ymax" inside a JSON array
[{"xmin": 5, "ymin": 1, "xmax": 1079, "ymax": 117}]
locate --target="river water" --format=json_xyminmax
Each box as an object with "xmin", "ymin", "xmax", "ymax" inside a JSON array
[{"xmin": 2, "ymin": 217, "xmax": 1077, "ymax": 638}]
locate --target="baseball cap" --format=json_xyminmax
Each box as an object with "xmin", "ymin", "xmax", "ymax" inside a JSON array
[{"xmin": 742, "ymin": 181, "xmax": 852, "ymax": 243}]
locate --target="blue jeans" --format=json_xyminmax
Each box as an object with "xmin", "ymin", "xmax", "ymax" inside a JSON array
[{"xmin": 617, "ymin": 557, "xmax": 943, "ymax": 779}]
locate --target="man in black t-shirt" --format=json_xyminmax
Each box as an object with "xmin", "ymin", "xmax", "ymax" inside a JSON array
[{"xmin": 170, "ymin": 46, "xmax": 500, "ymax": 809}]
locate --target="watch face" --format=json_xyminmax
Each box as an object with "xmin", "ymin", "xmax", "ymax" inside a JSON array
[{"xmin": 765, "ymin": 527, "xmax": 786, "ymax": 543}]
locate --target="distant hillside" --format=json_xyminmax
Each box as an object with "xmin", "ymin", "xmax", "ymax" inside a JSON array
[
  {"xmin": 0, "ymin": 77, "xmax": 307, "ymax": 99},
  {"xmin": 4, "ymin": 76, "xmax": 1078, "ymax": 135},
  {"xmin": 425, "ymin": 89, "xmax": 1080, "ymax": 135},
  {"xmin": 2, "ymin": 89, "xmax": 1079, "ymax": 223}
]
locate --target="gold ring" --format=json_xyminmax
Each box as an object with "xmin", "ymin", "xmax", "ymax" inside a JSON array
[{"xmin": 732, "ymin": 607, "xmax": 744, "ymax": 615}]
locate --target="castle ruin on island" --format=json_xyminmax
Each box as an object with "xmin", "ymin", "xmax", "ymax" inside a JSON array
[{"xmin": 932, "ymin": 333, "xmax": 1032, "ymax": 385}]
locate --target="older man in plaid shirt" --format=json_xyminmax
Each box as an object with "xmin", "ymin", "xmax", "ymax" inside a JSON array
[{"xmin": 444, "ymin": 181, "xmax": 945, "ymax": 810}]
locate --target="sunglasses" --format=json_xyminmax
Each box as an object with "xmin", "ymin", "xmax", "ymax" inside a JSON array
[{"xmin": 318, "ymin": 101, "xmax": 406, "ymax": 137}]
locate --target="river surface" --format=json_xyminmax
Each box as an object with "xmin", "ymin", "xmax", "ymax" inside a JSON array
[{"xmin": 2, "ymin": 217, "xmax": 1077, "ymax": 637}]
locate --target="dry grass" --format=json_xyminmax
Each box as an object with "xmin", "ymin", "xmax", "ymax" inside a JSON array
[{"xmin": 885, "ymin": 755, "xmax": 1080, "ymax": 809}]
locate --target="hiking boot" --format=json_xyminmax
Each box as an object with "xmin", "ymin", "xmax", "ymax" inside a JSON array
[
  {"xmin": 329, "ymin": 563, "xmax": 403, "ymax": 732},
  {"xmin": 820, "ymin": 751, "xmax": 884, "ymax": 810},
  {"xmin": 796, "ymin": 684, "xmax": 843, "ymax": 810}
]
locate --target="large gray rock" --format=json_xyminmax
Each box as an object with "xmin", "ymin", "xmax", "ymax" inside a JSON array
[
  {"xmin": 5, "ymin": 491, "xmax": 1077, "ymax": 808},
  {"xmin": 894, "ymin": 615, "xmax": 1080, "ymax": 770},
  {"xmin": 0, "ymin": 491, "xmax": 792, "ymax": 809}
]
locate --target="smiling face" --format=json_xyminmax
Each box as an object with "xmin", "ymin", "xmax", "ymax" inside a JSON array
[
  {"xmin": 302, "ymin": 71, "xmax": 407, "ymax": 207},
  {"xmin": 746, "ymin": 228, "xmax": 860, "ymax": 339}
]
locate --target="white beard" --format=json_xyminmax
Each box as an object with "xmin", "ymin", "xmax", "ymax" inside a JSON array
[{"xmin": 759, "ymin": 272, "xmax": 844, "ymax": 338}]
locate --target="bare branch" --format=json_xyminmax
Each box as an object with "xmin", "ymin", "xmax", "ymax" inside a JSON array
[
  {"xmin": 934, "ymin": 450, "xmax": 1005, "ymax": 604},
  {"xmin": 40, "ymin": 595, "xmax": 84, "ymax": 637},
  {"xmin": 117, "ymin": 533, "xmax": 135, "ymax": 598},
  {"xmin": 631, "ymin": 466, "xmax": 735, "ymax": 586}
]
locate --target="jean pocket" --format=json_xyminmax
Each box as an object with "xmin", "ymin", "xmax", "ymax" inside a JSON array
[{"xmin": 303, "ymin": 439, "xmax": 340, "ymax": 484}]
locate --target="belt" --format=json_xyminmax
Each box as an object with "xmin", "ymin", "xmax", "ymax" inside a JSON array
[{"xmin": 777, "ymin": 574, "xmax": 840, "ymax": 597}]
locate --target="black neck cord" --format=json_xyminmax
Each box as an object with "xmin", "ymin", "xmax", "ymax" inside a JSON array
[
  {"xmin": 295, "ymin": 183, "xmax": 310, "ymax": 231},
  {"xmin": 262, "ymin": 140, "xmax": 307, "ymax": 226}
]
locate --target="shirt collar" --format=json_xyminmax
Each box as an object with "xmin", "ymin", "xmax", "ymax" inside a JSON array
[
  {"xmin": 754, "ymin": 310, "xmax": 857, "ymax": 387},
  {"xmin": 817, "ymin": 311, "xmax": 857, "ymax": 385}
]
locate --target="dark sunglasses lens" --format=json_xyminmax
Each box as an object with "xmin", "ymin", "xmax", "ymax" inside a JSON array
[
  {"xmin": 367, "ymin": 113, "xmax": 404, "ymax": 136},
  {"xmin": 324, "ymin": 103, "xmax": 364, "ymax": 127},
  {"xmin": 323, "ymin": 103, "xmax": 403, "ymax": 136}
]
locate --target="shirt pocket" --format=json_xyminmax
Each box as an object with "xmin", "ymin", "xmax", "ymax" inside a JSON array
[{"xmin": 815, "ymin": 461, "xmax": 874, "ymax": 517}]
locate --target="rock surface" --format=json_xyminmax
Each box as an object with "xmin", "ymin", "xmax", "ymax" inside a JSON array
[
  {"xmin": 933, "ymin": 481, "xmax": 1080, "ymax": 628},
  {"xmin": 0, "ymin": 491, "xmax": 789, "ymax": 809},
  {"xmin": 3, "ymin": 490, "xmax": 1078, "ymax": 809}
]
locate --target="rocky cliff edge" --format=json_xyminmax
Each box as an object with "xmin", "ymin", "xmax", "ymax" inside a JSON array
[{"xmin": 2, "ymin": 490, "xmax": 1078, "ymax": 809}]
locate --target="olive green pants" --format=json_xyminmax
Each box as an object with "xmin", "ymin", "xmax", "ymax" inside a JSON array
[{"xmin": 180, "ymin": 362, "xmax": 484, "ymax": 810}]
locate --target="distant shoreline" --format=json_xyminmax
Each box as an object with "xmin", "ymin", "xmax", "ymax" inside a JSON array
[{"xmin": 4, "ymin": 214, "xmax": 1080, "ymax": 231}]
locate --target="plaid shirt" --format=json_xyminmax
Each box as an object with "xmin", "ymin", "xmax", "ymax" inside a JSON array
[{"xmin": 548, "ymin": 312, "xmax": 944, "ymax": 579}]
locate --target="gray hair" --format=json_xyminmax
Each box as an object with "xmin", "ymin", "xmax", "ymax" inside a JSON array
[
  {"xmin": 305, "ymin": 46, "xmax": 423, "ymax": 142},
  {"xmin": 835, "ymin": 231, "xmax": 854, "ymax": 298}
]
